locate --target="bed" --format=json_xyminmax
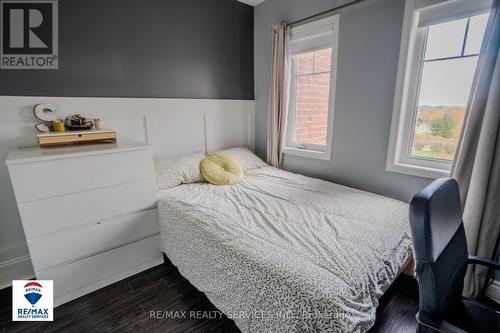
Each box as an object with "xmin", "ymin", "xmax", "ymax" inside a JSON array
[{"xmin": 157, "ymin": 157, "xmax": 412, "ymax": 333}]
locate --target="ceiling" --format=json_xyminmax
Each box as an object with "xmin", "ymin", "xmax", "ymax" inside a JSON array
[{"xmin": 238, "ymin": 0, "xmax": 266, "ymax": 6}]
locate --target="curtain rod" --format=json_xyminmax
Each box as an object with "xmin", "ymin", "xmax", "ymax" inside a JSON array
[{"xmin": 289, "ymin": 0, "xmax": 366, "ymax": 26}]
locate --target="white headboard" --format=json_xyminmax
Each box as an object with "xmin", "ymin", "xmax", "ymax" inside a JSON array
[{"xmin": 0, "ymin": 96, "xmax": 255, "ymax": 156}]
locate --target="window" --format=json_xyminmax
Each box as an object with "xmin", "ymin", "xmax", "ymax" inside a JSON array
[
  {"xmin": 387, "ymin": 0, "xmax": 491, "ymax": 178},
  {"xmin": 294, "ymin": 48, "xmax": 332, "ymax": 147},
  {"xmin": 284, "ymin": 15, "xmax": 339, "ymax": 160}
]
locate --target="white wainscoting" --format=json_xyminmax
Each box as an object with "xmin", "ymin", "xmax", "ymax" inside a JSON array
[{"xmin": 0, "ymin": 96, "xmax": 255, "ymax": 288}]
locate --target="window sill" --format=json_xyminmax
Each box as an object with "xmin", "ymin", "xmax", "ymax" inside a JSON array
[
  {"xmin": 283, "ymin": 147, "xmax": 331, "ymax": 161},
  {"xmin": 386, "ymin": 160, "xmax": 451, "ymax": 179}
]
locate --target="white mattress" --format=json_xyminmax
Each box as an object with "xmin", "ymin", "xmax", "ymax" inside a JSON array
[{"xmin": 157, "ymin": 166, "xmax": 411, "ymax": 333}]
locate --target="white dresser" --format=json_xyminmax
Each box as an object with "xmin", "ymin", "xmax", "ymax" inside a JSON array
[{"xmin": 5, "ymin": 142, "xmax": 163, "ymax": 306}]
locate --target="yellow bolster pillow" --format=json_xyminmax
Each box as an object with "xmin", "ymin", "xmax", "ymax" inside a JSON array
[{"xmin": 200, "ymin": 152, "xmax": 243, "ymax": 185}]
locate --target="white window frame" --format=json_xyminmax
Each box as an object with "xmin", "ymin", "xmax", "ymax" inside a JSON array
[
  {"xmin": 284, "ymin": 15, "xmax": 339, "ymax": 161},
  {"xmin": 386, "ymin": 0, "xmax": 491, "ymax": 179}
]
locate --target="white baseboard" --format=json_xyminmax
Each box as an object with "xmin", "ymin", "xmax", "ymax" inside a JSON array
[
  {"xmin": 0, "ymin": 254, "xmax": 34, "ymax": 289},
  {"xmin": 485, "ymin": 279, "xmax": 500, "ymax": 304}
]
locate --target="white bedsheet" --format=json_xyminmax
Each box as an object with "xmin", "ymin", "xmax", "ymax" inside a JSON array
[{"xmin": 157, "ymin": 166, "xmax": 411, "ymax": 333}]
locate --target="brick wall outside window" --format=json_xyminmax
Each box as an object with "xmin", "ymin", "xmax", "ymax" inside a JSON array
[{"xmin": 294, "ymin": 48, "xmax": 332, "ymax": 146}]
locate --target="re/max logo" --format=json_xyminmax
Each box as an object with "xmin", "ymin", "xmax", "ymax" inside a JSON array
[
  {"xmin": 18, "ymin": 308, "xmax": 49, "ymax": 316},
  {"xmin": 12, "ymin": 280, "xmax": 53, "ymax": 322}
]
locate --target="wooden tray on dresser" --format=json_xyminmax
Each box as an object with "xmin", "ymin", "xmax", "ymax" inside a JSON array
[{"xmin": 37, "ymin": 129, "xmax": 116, "ymax": 146}]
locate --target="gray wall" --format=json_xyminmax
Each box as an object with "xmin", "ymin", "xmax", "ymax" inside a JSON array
[
  {"xmin": 0, "ymin": 0, "xmax": 254, "ymax": 99},
  {"xmin": 254, "ymin": 0, "xmax": 432, "ymax": 202}
]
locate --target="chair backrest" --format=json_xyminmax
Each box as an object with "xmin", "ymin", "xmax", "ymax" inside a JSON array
[{"xmin": 409, "ymin": 178, "xmax": 468, "ymax": 319}]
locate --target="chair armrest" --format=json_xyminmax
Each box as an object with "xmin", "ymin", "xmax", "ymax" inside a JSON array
[
  {"xmin": 468, "ymin": 255, "xmax": 500, "ymax": 271},
  {"xmin": 416, "ymin": 312, "xmax": 468, "ymax": 333}
]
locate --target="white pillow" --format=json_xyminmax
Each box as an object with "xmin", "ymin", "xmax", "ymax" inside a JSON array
[
  {"xmin": 217, "ymin": 147, "xmax": 267, "ymax": 172},
  {"xmin": 154, "ymin": 152, "xmax": 204, "ymax": 190}
]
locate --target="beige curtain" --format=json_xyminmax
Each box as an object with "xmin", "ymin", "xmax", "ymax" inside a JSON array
[
  {"xmin": 452, "ymin": 0, "xmax": 500, "ymax": 298},
  {"xmin": 267, "ymin": 22, "xmax": 290, "ymax": 167}
]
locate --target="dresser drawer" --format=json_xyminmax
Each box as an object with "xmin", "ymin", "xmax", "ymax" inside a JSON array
[
  {"xmin": 28, "ymin": 209, "xmax": 159, "ymax": 271},
  {"xmin": 36, "ymin": 235, "xmax": 162, "ymax": 299},
  {"xmin": 7, "ymin": 147, "xmax": 153, "ymax": 203},
  {"xmin": 19, "ymin": 180, "xmax": 156, "ymax": 238}
]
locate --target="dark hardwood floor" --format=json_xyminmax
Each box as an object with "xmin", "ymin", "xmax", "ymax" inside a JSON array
[{"xmin": 0, "ymin": 257, "xmax": 419, "ymax": 333}]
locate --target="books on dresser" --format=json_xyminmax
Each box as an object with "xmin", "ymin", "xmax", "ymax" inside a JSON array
[{"xmin": 5, "ymin": 142, "xmax": 162, "ymax": 306}]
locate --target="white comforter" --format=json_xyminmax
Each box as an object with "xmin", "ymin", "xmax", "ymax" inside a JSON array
[{"xmin": 157, "ymin": 166, "xmax": 411, "ymax": 333}]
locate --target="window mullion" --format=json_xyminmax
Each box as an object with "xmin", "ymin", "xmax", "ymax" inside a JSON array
[
  {"xmin": 423, "ymin": 53, "xmax": 479, "ymax": 63},
  {"xmin": 297, "ymin": 71, "xmax": 331, "ymax": 78},
  {"xmin": 461, "ymin": 18, "xmax": 470, "ymax": 56},
  {"xmin": 312, "ymin": 51, "xmax": 316, "ymax": 73}
]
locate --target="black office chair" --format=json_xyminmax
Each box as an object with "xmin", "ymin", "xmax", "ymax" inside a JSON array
[{"xmin": 409, "ymin": 177, "xmax": 500, "ymax": 333}]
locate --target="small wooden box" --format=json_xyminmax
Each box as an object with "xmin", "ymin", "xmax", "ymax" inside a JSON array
[{"xmin": 37, "ymin": 129, "xmax": 117, "ymax": 146}]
